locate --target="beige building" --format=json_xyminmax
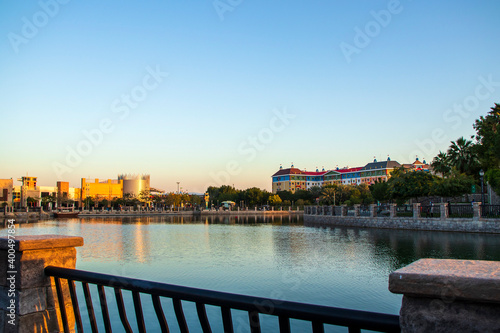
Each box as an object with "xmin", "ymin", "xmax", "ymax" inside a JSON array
[
  {"xmin": 118, "ymin": 174, "xmax": 150, "ymax": 197},
  {"xmin": 0, "ymin": 179, "xmax": 13, "ymax": 207}
]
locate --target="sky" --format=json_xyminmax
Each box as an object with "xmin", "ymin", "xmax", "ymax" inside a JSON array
[{"xmin": 1, "ymin": 0, "xmax": 499, "ymax": 193}]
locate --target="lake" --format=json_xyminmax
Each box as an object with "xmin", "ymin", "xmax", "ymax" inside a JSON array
[{"xmin": 2, "ymin": 214, "xmax": 499, "ymax": 332}]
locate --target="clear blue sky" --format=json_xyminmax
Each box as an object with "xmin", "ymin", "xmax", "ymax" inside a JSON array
[{"xmin": 1, "ymin": 0, "xmax": 499, "ymax": 193}]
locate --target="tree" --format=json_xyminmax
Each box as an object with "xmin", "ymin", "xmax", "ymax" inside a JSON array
[
  {"xmin": 388, "ymin": 171, "xmax": 437, "ymax": 202},
  {"xmin": 486, "ymin": 169, "xmax": 500, "ymax": 195},
  {"xmin": 309, "ymin": 186, "xmax": 322, "ymax": 202},
  {"xmin": 432, "ymin": 173, "xmax": 475, "ymax": 198},
  {"xmin": 474, "ymin": 103, "xmax": 500, "ymax": 170},
  {"xmin": 138, "ymin": 190, "xmax": 151, "ymax": 204},
  {"xmin": 355, "ymin": 183, "xmax": 373, "ymax": 204},
  {"xmin": 369, "ymin": 179, "xmax": 389, "ymax": 203},
  {"xmin": 26, "ymin": 196, "xmax": 38, "ymax": 207},
  {"xmin": 243, "ymin": 187, "xmax": 265, "ymax": 207},
  {"xmin": 447, "ymin": 137, "xmax": 479, "ymax": 176},
  {"xmin": 41, "ymin": 194, "xmax": 56, "ymax": 209},
  {"xmin": 335, "ymin": 185, "xmax": 353, "ymax": 204},
  {"xmin": 431, "ymin": 151, "xmax": 451, "ymax": 177},
  {"xmin": 320, "ymin": 186, "xmax": 337, "ymax": 205},
  {"xmin": 268, "ymin": 194, "xmax": 282, "ymax": 206},
  {"xmin": 276, "ymin": 190, "xmax": 294, "ymax": 202},
  {"xmin": 294, "ymin": 190, "xmax": 313, "ymax": 203}
]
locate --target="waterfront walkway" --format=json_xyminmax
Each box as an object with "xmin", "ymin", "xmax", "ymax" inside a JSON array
[{"xmin": 2, "ymin": 206, "xmax": 302, "ymax": 220}]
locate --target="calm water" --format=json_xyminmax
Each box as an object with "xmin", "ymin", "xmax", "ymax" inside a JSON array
[{"xmin": 2, "ymin": 215, "xmax": 500, "ymax": 332}]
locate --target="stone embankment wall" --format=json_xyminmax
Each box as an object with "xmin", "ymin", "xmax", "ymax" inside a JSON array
[
  {"xmin": 304, "ymin": 204, "xmax": 500, "ymax": 234},
  {"xmin": 305, "ymin": 215, "xmax": 500, "ymax": 233}
]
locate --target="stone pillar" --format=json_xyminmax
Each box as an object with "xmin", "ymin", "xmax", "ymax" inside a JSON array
[
  {"xmin": 389, "ymin": 259, "xmax": 500, "ymax": 332},
  {"xmin": 473, "ymin": 202, "xmax": 481, "ymax": 220},
  {"xmin": 341, "ymin": 205, "xmax": 347, "ymax": 217},
  {"xmin": 389, "ymin": 204, "xmax": 396, "ymax": 218},
  {"xmin": 412, "ymin": 203, "xmax": 421, "ymax": 218},
  {"xmin": 0, "ymin": 234, "xmax": 83, "ymax": 333},
  {"xmin": 370, "ymin": 204, "xmax": 377, "ymax": 218},
  {"xmin": 440, "ymin": 203, "xmax": 449, "ymax": 220},
  {"xmin": 353, "ymin": 204, "xmax": 360, "ymax": 217}
]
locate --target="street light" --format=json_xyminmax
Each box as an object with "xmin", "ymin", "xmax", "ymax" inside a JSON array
[
  {"xmin": 479, "ymin": 169, "xmax": 485, "ymax": 205},
  {"xmin": 176, "ymin": 182, "xmax": 180, "ymax": 194}
]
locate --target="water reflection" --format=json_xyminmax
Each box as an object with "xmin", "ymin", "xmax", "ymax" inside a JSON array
[{"xmin": 1, "ymin": 215, "xmax": 499, "ymax": 317}]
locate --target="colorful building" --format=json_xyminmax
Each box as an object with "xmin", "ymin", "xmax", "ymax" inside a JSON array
[
  {"xmin": 360, "ymin": 158, "xmax": 402, "ymax": 184},
  {"xmin": 272, "ymin": 157, "xmax": 428, "ymax": 193},
  {"xmin": 271, "ymin": 166, "xmax": 308, "ymax": 193},
  {"xmin": 402, "ymin": 158, "xmax": 430, "ymax": 172}
]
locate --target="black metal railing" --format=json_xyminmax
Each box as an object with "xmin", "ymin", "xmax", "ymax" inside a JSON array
[
  {"xmin": 45, "ymin": 266, "xmax": 400, "ymax": 333},
  {"xmin": 395, "ymin": 205, "xmax": 412, "ymax": 217},
  {"xmin": 481, "ymin": 205, "xmax": 500, "ymax": 218},
  {"xmin": 346, "ymin": 207, "xmax": 355, "ymax": 216},
  {"xmin": 448, "ymin": 204, "xmax": 474, "ymax": 218},
  {"xmin": 376, "ymin": 204, "xmax": 391, "ymax": 217},
  {"xmin": 359, "ymin": 206, "xmax": 371, "ymax": 217},
  {"xmin": 420, "ymin": 205, "xmax": 440, "ymax": 218}
]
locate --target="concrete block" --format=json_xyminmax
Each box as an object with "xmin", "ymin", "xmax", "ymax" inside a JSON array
[
  {"xmin": 19, "ymin": 287, "xmax": 47, "ymax": 316},
  {"xmin": 400, "ymin": 296, "xmax": 500, "ymax": 333},
  {"xmin": 18, "ymin": 248, "xmax": 77, "ymax": 289},
  {"xmin": 390, "ymin": 259, "xmax": 500, "ymax": 303}
]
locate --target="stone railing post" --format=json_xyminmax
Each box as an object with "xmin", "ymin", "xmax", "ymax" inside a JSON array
[
  {"xmin": 412, "ymin": 203, "xmax": 421, "ymax": 218},
  {"xmin": 0, "ymin": 234, "xmax": 84, "ymax": 333},
  {"xmin": 353, "ymin": 204, "xmax": 360, "ymax": 217},
  {"xmin": 370, "ymin": 204, "xmax": 377, "ymax": 218},
  {"xmin": 341, "ymin": 205, "xmax": 347, "ymax": 217},
  {"xmin": 389, "ymin": 259, "xmax": 500, "ymax": 332},
  {"xmin": 440, "ymin": 203, "xmax": 449, "ymax": 220},
  {"xmin": 389, "ymin": 204, "xmax": 396, "ymax": 218},
  {"xmin": 473, "ymin": 202, "xmax": 481, "ymax": 220}
]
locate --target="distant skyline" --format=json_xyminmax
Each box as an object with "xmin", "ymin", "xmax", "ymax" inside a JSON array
[{"xmin": 1, "ymin": 1, "xmax": 499, "ymax": 192}]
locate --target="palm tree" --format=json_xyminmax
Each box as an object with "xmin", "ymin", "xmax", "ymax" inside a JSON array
[
  {"xmin": 431, "ymin": 151, "xmax": 451, "ymax": 177},
  {"xmin": 320, "ymin": 187, "xmax": 337, "ymax": 205},
  {"xmin": 447, "ymin": 137, "xmax": 479, "ymax": 175}
]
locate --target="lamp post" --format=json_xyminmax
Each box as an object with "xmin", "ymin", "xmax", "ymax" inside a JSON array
[
  {"xmin": 176, "ymin": 182, "xmax": 180, "ymax": 194},
  {"xmin": 479, "ymin": 169, "xmax": 485, "ymax": 205}
]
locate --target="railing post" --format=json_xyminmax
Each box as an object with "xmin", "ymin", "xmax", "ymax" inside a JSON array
[
  {"xmin": 412, "ymin": 203, "xmax": 421, "ymax": 218},
  {"xmin": 473, "ymin": 202, "xmax": 481, "ymax": 220},
  {"xmin": 369, "ymin": 204, "xmax": 377, "ymax": 217},
  {"xmin": 353, "ymin": 204, "xmax": 360, "ymax": 217},
  {"xmin": 0, "ymin": 234, "xmax": 83, "ymax": 333},
  {"xmin": 440, "ymin": 203, "xmax": 449, "ymax": 220},
  {"xmin": 389, "ymin": 259, "xmax": 500, "ymax": 332},
  {"xmin": 341, "ymin": 205, "xmax": 347, "ymax": 217},
  {"xmin": 389, "ymin": 204, "xmax": 396, "ymax": 218}
]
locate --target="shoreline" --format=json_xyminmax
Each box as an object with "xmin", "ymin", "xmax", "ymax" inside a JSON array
[{"xmin": 1, "ymin": 209, "xmax": 303, "ymax": 222}]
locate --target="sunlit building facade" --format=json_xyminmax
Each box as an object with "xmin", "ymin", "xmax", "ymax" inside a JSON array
[
  {"xmin": 0, "ymin": 179, "xmax": 13, "ymax": 207},
  {"xmin": 118, "ymin": 174, "xmax": 150, "ymax": 197},
  {"xmin": 272, "ymin": 157, "xmax": 429, "ymax": 193},
  {"xmin": 81, "ymin": 178, "xmax": 123, "ymax": 204}
]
